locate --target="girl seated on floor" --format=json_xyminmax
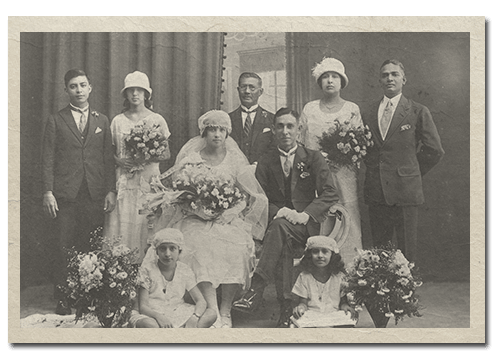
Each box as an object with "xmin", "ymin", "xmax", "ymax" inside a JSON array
[
  {"xmin": 290, "ymin": 236, "xmax": 358, "ymax": 328},
  {"xmin": 129, "ymin": 228, "xmax": 217, "ymax": 328}
]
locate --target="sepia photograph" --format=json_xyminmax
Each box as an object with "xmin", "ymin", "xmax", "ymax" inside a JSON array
[{"xmin": 8, "ymin": 16, "xmax": 485, "ymax": 344}]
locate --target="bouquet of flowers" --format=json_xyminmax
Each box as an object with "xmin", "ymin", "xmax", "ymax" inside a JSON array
[
  {"xmin": 59, "ymin": 227, "xmax": 139, "ymax": 328},
  {"xmin": 170, "ymin": 159, "xmax": 245, "ymax": 220},
  {"xmin": 343, "ymin": 246, "xmax": 423, "ymax": 326},
  {"xmin": 143, "ymin": 155, "xmax": 245, "ymax": 221},
  {"xmin": 317, "ymin": 113, "xmax": 374, "ymax": 169},
  {"xmin": 124, "ymin": 121, "xmax": 168, "ymax": 172}
]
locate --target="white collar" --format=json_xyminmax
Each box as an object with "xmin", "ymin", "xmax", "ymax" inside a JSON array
[
  {"xmin": 241, "ymin": 104, "xmax": 259, "ymax": 113},
  {"xmin": 278, "ymin": 144, "xmax": 298, "ymax": 157},
  {"xmin": 382, "ymin": 93, "xmax": 402, "ymax": 107}
]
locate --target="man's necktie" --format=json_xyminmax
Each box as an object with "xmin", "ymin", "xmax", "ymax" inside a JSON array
[
  {"xmin": 70, "ymin": 105, "xmax": 89, "ymax": 134},
  {"xmin": 380, "ymin": 100, "xmax": 393, "ymax": 140},
  {"xmin": 279, "ymin": 148, "xmax": 296, "ymax": 178},
  {"xmin": 243, "ymin": 109, "xmax": 256, "ymax": 138}
]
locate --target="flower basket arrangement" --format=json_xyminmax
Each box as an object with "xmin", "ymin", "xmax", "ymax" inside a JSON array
[
  {"xmin": 143, "ymin": 154, "xmax": 245, "ymax": 221},
  {"xmin": 59, "ymin": 227, "xmax": 139, "ymax": 328},
  {"xmin": 124, "ymin": 121, "xmax": 169, "ymax": 172},
  {"xmin": 343, "ymin": 247, "xmax": 423, "ymax": 327},
  {"xmin": 317, "ymin": 113, "xmax": 374, "ymax": 169}
]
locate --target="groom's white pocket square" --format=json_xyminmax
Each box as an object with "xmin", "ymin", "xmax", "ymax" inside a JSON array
[
  {"xmin": 263, "ymin": 128, "xmax": 271, "ymax": 133},
  {"xmin": 95, "ymin": 127, "xmax": 102, "ymax": 134},
  {"xmin": 400, "ymin": 124, "xmax": 411, "ymax": 131}
]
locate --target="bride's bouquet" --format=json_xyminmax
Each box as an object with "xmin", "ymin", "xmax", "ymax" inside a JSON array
[
  {"xmin": 172, "ymin": 162, "xmax": 245, "ymax": 220},
  {"xmin": 124, "ymin": 121, "xmax": 169, "ymax": 172},
  {"xmin": 317, "ymin": 113, "xmax": 374, "ymax": 169},
  {"xmin": 143, "ymin": 154, "xmax": 245, "ymax": 221},
  {"xmin": 342, "ymin": 246, "xmax": 423, "ymax": 325}
]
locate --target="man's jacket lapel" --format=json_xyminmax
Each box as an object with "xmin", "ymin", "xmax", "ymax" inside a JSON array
[
  {"xmin": 270, "ymin": 149, "xmax": 285, "ymax": 197},
  {"xmin": 59, "ymin": 106, "xmax": 84, "ymax": 145}
]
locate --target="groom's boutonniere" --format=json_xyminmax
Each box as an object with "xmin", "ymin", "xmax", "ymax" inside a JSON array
[
  {"xmin": 91, "ymin": 110, "xmax": 99, "ymax": 117},
  {"xmin": 297, "ymin": 162, "xmax": 310, "ymax": 179},
  {"xmin": 262, "ymin": 110, "xmax": 268, "ymax": 118}
]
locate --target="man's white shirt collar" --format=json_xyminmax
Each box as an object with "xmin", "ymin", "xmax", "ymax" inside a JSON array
[
  {"xmin": 241, "ymin": 105, "xmax": 259, "ymax": 127},
  {"xmin": 278, "ymin": 144, "xmax": 298, "ymax": 173}
]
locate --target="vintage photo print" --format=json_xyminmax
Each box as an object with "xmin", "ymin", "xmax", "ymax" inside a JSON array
[{"xmin": 8, "ymin": 16, "xmax": 485, "ymax": 343}]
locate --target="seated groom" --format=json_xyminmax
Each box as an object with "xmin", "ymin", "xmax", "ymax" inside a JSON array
[{"xmin": 232, "ymin": 107, "xmax": 338, "ymax": 327}]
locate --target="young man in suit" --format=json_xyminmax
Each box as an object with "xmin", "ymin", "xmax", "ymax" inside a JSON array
[
  {"xmin": 362, "ymin": 59, "xmax": 444, "ymax": 263},
  {"xmin": 229, "ymin": 72, "xmax": 275, "ymax": 164},
  {"xmin": 232, "ymin": 108, "xmax": 338, "ymax": 327},
  {"xmin": 41, "ymin": 69, "xmax": 116, "ymax": 314}
]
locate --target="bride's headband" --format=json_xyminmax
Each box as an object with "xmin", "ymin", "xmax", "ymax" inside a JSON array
[
  {"xmin": 198, "ymin": 110, "xmax": 232, "ymax": 135},
  {"xmin": 305, "ymin": 235, "xmax": 340, "ymax": 254}
]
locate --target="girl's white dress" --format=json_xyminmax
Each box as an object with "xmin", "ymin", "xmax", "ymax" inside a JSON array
[
  {"xmin": 300, "ymin": 100, "xmax": 363, "ymax": 265},
  {"xmin": 291, "ymin": 271, "xmax": 352, "ymax": 327},
  {"xmin": 104, "ymin": 113, "xmax": 170, "ymax": 262},
  {"xmin": 130, "ymin": 260, "xmax": 196, "ymax": 328}
]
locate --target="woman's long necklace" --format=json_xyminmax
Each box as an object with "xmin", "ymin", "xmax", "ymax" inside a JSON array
[{"xmin": 315, "ymin": 279, "xmax": 327, "ymax": 302}]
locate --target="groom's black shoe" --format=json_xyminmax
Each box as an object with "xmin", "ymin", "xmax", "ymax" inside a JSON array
[
  {"xmin": 276, "ymin": 300, "xmax": 293, "ymax": 328},
  {"xmin": 232, "ymin": 288, "xmax": 264, "ymax": 314}
]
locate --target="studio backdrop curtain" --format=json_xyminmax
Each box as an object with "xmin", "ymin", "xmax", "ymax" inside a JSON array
[
  {"xmin": 20, "ymin": 32, "xmax": 224, "ymax": 287},
  {"xmin": 286, "ymin": 32, "xmax": 470, "ymax": 282}
]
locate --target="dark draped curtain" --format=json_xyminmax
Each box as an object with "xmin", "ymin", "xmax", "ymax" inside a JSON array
[
  {"xmin": 286, "ymin": 32, "xmax": 470, "ymax": 282},
  {"xmin": 20, "ymin": 32, "xmax": 224, "ymax": 287}
]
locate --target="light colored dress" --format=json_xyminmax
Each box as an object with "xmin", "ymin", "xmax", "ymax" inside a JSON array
[
  {"xmin": 300, "ymin": 100, "xmax": 363, "ymax": 266},
  {"xmin": 129, "ymin": 261, "xmax": 196, "ymax": 328},
  {"xmin": 104, "ymin": 113, "xmax": 170, "ymax": 262},
  {"xmin": 173, "ymin": 151, "xmax": 258, "ymax": 289},
  {"xmin": 291, "ymin": 271, "xmax": 352, "ymax": 327}
]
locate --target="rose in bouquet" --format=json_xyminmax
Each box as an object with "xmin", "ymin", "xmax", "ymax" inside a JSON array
[
  {"xmin": 59, "ymin": 227, "xmax": 139, "ymax": 328},
  {"xmin": 343, "ymin": 246, "xmax": 423, "ymax": 325},
  {"xmin": 124, "ymin": 121, "xmax": 169, "ymax": 172},
  {"xmin": 317, "ymin": 113, "xmax": 374, "ymax": 169}
]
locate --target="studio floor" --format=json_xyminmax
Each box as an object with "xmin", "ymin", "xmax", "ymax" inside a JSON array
[{"xmin": 19, "ymin": 281, "xmax": 470, "ymax": 328}]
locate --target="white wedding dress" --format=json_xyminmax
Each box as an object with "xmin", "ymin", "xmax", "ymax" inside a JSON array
[{"xmin": 301, "ymin": 100, "xmax": 363, "ymax": 266}]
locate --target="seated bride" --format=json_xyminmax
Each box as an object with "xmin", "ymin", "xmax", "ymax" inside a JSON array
[{"xmin": 144, "ymin": 110, "xmax": 268, "ymax": 328}]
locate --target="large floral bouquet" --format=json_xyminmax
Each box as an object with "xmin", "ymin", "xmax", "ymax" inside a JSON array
[
  {"xmin": 317, "ymin": 113, "xmax": 374, "ymax": 169},
  {"xmin": 124, "ymin": 121, "xmax": 168, "ymax": 172},
  {"xmin": 144, "ymin": 155, "xmax": 245, "ymax": 221},
  {"xmin": 59, "ymin": 228, "xmax": 139, "ymax": 328},
  {"xmin": 343, "ymin": 246, "xmax": 423, "ymax": 325},
  {"xmin": 170, "ymin": 159, "xmax": 245, "ymax": 220}
]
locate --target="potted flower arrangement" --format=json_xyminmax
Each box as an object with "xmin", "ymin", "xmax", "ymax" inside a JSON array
[
  {"xmin": 343, "ymin": 247, "xmax": 423, "ymax": 327},
  {"xmin": 59, "ymin": 227, "xmax": 139, "ymax": 328}
]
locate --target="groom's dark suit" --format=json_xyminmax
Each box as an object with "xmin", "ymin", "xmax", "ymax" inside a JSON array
[
  {"xmin": 362, "ymin": 95, "xmax": 444, "ymax": 261},
  {"xmin": 254, "ymin": 146, "xmax": 338, "ymax": 302},
  {"xmin": 42, "ymin": 105, "xmax": 115, "ymax": 290},
  {"xmin": 229, "ymin": 106, "xmax": 275, "ymax": 164}
]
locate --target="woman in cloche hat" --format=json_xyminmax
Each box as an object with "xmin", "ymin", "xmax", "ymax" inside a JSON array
[
  {"xmin": 104, "ymin": 71, "xmax": 171, "ymax": 262},
  {"xmin": 299, "ymin": 57, "xmax": 364, "ymax": 265}
]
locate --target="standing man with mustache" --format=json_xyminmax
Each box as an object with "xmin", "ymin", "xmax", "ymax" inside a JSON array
[
  {"xmin": 362, "ymin": 59, "xmax": 444, "ymax": 263},
  {"xmin": 229, "ymin": 72, "xmax": 275, "ymax": 164}
]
